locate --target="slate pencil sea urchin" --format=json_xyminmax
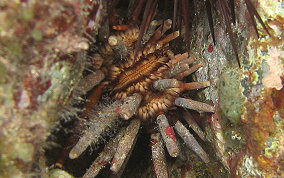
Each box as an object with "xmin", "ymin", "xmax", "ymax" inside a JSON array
[
  {"xmin": 49, "ymin": 0, "xmax": 271, "ymax": 177},
  {"xmin": 68, "ymin": 18, "xmax": 214, "ymax": 178}
]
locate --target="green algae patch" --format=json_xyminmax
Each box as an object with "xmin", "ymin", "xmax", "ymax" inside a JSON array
[
  {"xmin": 224, "ymin": 127, "xmax": 246, "ymax": 151},
  {"xmin": 19, "ymin": 6, "xmax": 34, "ymax": 22},
  {"xmin": 31, "ymin": 29, "xmax": 43, "ymax": 41},
  {"xmin": 219, "ymin": 68, "xmax": 245, "ymax": 124},
  {"xmin": 0, "ymin": 63, "xmax": 7, "ymax": 84},
  {"xmin": 263, "ymin": 112, "xmax": 283, "ymax": 159},
  {"xmin": 4, "ymin": 39, "xmax": 23, "ymax": 59},
  {"xmin": 12, "ymin": 142, "xmax": 34, "ymax": 163}
]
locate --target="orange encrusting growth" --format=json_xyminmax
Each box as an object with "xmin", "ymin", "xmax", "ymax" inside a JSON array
[
  {"xmin": 112, "ymin": 24, "xmax": 132, "ymax": 31},
  {"xmin": 243, "ymin": 87, "xmax": 283, "ymax": 172}
]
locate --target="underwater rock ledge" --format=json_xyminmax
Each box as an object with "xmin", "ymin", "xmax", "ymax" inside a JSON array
[{"xmin": 0, "ymin": 0, "xmax": 283, "ymax": 177}]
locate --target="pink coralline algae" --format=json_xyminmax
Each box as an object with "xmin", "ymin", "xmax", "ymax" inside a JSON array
[{"xmin": 262, "ymin": 47, "xmax": 284, "ymax": 90}]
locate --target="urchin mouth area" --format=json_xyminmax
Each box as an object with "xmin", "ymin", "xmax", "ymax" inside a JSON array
[
  {"xmin": 108, "ymin": 51, "xmax": 211, "ymax": 121},
  {"xmin": 103, "ymin": 27, "xmax": 210, "ymax": 120}
]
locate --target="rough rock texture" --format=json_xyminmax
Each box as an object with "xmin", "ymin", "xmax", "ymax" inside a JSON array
[
  {"xmin": 0, "ymin": 0, "xmax": 89, "ymax": 176},
  {"xmin": 192, "ymin": 0, "xmax": 284, "ymax": 177}
]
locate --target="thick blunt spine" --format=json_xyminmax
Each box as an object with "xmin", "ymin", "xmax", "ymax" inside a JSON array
[
  {"xmin": 118, "ymin": 93, "xmax": 142, "ymax": 120},
  {"xmin": 151, "ymin": 133, "xmax": 169, "ymax": 178},
  {"xmin": 175, "ymin": 98, "xmax": 215, "ymax": 113},
  {"xmin": 157, "ymin": 114, "xmax": 179, "ymax": 157},
  {"xmin": 174, "ymin": 121, "xmax": 210, "ymax": 163},
  {"xmin": 110, "ymin": 118, "xmax": 141, "ymax": 173}
]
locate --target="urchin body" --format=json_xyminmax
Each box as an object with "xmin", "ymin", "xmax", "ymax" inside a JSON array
[
  {"xmin": 96, "ymin": 21, "xmax": 208, "ymax": 121},
  {"xmin": 66, "ymin": 19, "xmax": 213, "ymax": 177}
]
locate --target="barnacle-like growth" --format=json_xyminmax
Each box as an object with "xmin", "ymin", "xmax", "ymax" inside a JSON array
[{"xmin": 59, "ymin": 19, "xmax": 215, "ymax": 177}]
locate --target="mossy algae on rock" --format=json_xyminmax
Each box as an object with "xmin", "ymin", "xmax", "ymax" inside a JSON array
[{"xmin": 219, "ymin": 68, "xmax": 245, "ymax": 124}]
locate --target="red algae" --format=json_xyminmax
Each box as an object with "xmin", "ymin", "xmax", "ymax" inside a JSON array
[
  {"xmin": 22, "ymin": 71, "xmax": 51, "ymax": 109},
  {"xmin": 207, "ymin": 44, "xmax": 214, "ymax": 53},
  {"xmin": 165, "ymin": 126, "xmax": 177, "ymax": 142}
]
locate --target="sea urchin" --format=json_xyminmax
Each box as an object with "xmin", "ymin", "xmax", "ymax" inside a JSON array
[{"xmin": 62, "ymin": 18, "xmax": 214, "ymax": 178}]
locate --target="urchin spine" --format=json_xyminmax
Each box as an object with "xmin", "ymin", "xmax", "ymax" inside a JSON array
[
  {"xmin": 157, "ymin": 114, "xmax": 180, "ymax": 157},
  {"xmin": 174, "ymin": 121, "xmax": 210, "ymax": 163},
  {"xmin": 151, "ymin": 133, "xmax": 169, "ymax": 178},
  {"xmin": 110, "ymin": 118, "xmax": 141, "ymax": 173},
  {"xmin": 175, "ymin": 98, "xmax": 215, "ymax": 113}
]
